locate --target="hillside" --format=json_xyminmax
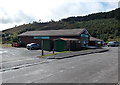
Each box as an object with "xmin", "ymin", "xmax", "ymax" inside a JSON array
[{"xmin": 2, "ymin": 8, "xmax": 120, "ymax": 43}]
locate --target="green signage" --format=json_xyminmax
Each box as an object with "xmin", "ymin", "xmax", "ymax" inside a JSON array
[
  {"xmin": 80, "ymin": 34, "xmax": 89, "ymax": 37},
  {"xmin": 33, "ymin": 36, "xmax": 50, "ymax": 39}
]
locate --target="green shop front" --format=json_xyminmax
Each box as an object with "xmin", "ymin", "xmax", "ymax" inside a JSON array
[
  {"xmin": 33, "ymin": 36, "xmax": 52, "ymax": 51},
  {"xmin": 54, "ymin": 38, "xmax": 81, "ymax": 52}
]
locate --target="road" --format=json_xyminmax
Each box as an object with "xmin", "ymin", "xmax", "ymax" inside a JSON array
[
  {"xmin": 0, "ymin": 47, "xmax": 55, "ymax": 71},
  {"xmin": 1, "ymin": 47, "xmax": 119, "ymax": 83}
]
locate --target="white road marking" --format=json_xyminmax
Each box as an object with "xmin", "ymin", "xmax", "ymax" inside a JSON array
[
  {"xmin": 2, "ymin": 58, "xmax": 39, "ymax": 64},
  {"xmin": 59, "ymin": 70, "xmax": 64, "ymax": 72},
  {"xmin": 71, "ymin": 66, "xmax": 75, "ymax": 69}
]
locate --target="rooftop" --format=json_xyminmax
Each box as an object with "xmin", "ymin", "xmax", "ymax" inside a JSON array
[
  {"xmin": 90, "ymin": 37, "xmax": 103, "ymax": 41},
  {"xmin": 18, "ymin": 29, "xmax": 88, "ymax": 37}
]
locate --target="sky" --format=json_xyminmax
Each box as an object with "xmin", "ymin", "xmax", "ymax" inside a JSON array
[{"xmin": 0, "ymin": 0, "xmax": 119, "ymax": 31}]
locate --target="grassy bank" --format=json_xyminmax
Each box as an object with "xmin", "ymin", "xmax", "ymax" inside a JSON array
[{"xmin": 0, "ymin": 44, "xmax": 12, "ymax": 48}]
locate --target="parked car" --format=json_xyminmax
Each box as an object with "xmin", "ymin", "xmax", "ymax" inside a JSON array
[
  {"xmin": 107, "ymin": 41, "xmax": 119, "ymax": 47},
  {"xmin": 104, "ymin": 42, "xmax": 108, "ymax": 46},
  {"xmin": 26, "ymin": 43, "xmax": 41, "ymax": 50},
  {"xmin": 101, "ymin": 41, "xmax": 107, "ymax": 46},
  {"xmin": 12, "ymin": 42, "xmax": 21, "ymax": 47}
]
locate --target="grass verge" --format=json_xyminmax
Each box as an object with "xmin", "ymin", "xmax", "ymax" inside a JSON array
[
  {"xmin": 0, "ymin": 44, "xmax": 12, "ymax": 48},
  {"xmin": 37, "ymin": 51, "xmax": 72, "ymax": 58}
]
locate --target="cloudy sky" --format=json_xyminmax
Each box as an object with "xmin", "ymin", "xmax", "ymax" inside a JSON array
[{"xmin": 0, "ymin": 0, "xmax": 119, "ymax": 31}]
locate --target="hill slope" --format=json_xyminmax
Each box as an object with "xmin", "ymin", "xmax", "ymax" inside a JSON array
[{"xmin": 2, "ymin": 8, "xmax": 120, "ymax": 43}]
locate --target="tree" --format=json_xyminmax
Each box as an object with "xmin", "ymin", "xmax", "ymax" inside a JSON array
[
  {"xmin": 10, "ymin": 33, "xmax": 18, "ymax": 42},
  {"xmin": 115, "ymin": 8, "xmax": 120, "ymax": 21}
]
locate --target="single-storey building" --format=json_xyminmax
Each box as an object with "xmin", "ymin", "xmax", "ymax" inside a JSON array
[
  {"xmin": 89, "ymin": 37, "xmax": 103, "ymax": 47},
  {"xmin": 18, "ymin": 29, "xmax": 90, "ymax": 51}
]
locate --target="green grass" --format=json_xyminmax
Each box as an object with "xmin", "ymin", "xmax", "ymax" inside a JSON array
[
  {"xmin": 37, "ymin": 51, "xmax": 72, "ymax": 58},
  {"xmin": 0, "ymin": 44, "xmax": 12, "ymax": 48}
]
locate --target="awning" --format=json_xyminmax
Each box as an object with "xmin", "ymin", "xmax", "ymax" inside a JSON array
[
  {"xmin": 90, "ymin": 37, "xmax": 103, "ymax": 41},
  {"xmin": 54, "ymin": 38, "xmax": 80, "ymax": 41}
]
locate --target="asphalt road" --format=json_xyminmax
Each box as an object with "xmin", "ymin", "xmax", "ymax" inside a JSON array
[
  {"xmin": 0, "ymin": 47, "xmax": 55, "ymax": 70},
  {"xmin": 1, "ymin": 47, "xmax": 119, "ymax": 83}
]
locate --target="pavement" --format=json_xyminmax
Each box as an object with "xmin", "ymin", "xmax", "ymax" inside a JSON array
[{"xmin": 47, "ymin": 48, "xmax": 109, "ymax": 59}]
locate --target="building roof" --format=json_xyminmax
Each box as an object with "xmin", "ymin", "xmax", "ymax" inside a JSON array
[
  {"xmin": 18, "ymin": 29, "xmax": 88, "ymax": 37},
  {"xmin": 90, "ymin": 37, "xmax": 103, "ymax": 41}
]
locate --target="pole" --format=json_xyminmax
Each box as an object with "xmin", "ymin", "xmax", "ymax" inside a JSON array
[
  {"xmin": 53, "ymin": 40, "xmax": 54, "ymax": 54},
  {"xmin": 69, "ymin": 41, "xmax": 71, "ymax": 51},
  {"xmin": 53, "ymin": 48, "xmax": 54, "ymax": 54},
  {"xmin": 41, "ymin": 40, "xmax": 44, "ymax": 56}
]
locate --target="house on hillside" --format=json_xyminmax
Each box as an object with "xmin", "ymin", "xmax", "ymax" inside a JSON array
[{"xmin": 18, "ymin": 29, "xmax": 90, "ymax": 51}]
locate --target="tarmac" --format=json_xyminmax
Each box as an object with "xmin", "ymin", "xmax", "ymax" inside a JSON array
[{"xmin": 47, "ymin": 48, "xmax": 109, "ymax": 59}]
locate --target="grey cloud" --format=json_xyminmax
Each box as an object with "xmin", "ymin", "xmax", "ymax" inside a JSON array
[
  {"xmin": 0, "ymin": 8, "xmax": 12, "ymax": 24},
  {"xmin": 50, "ymin": 2, "xmax": 84, "ymax": 20},
  {"xmin": 14, "ymin": 10, "xmax": 35, "ymax": 23},
  {"xmin": 49, "ymin": 2, "xmax": 117, "ymax": 21},
  {"xmin": 50, "ymin": 2, "xmax": 103, "ymax": 20},
  {"xmin": 0, "ymin": 17, "xmax": 13, "ymax": 24},
  {"xmin": 0, "ymin": 9, "xmax": 36, "ymax": 24}
]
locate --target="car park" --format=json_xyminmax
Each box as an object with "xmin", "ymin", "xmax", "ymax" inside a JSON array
[
  {"xmin": 26, "ymin": 43, "xmax": 41, "ymax": 50},
  {"xmin": 107, "ymin": 41, "xmax": 119, "ymax": 47}
]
